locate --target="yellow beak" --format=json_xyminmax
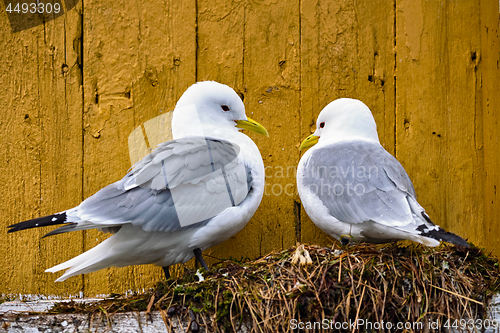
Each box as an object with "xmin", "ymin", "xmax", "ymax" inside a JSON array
[
  {"xmin": 235, "ymin": 117, "xmax": 269, "ymax": 137},
  {"xmin": 299, "ymin": 134, "xmax": 319, "ymax": 150}
]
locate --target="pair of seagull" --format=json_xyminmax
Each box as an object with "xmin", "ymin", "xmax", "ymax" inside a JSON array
[{"xmin": 7, "ymin": 81, "xmax": 468, "ymax": 282}]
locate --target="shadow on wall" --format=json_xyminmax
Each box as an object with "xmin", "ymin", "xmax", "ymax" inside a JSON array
[{"xmin": 4, "ymin": 0, "xmax": 80, "ymax": 32}]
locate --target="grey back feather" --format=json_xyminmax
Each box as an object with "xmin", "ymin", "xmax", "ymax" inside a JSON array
[
  {"xmin": 301, "ymin": 141, "xmax": 418, "ymax": 227},
  {"xmin": 68, "ymin": 137, "xmax": 253, "ymax": 233}
]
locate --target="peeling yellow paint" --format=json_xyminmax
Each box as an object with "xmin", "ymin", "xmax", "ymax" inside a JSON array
[{"xmin": 401, "ymin": 0, "xmax": 424, "ymax": 60}]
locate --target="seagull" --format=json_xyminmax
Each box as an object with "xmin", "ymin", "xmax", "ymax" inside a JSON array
[
  {"xmin": 297, "ymin": 98, "xmax": 468, "ymax": 247},
  {"xmin": 8, "ymin": 81, "xmax": 268, "ymax": 281}
]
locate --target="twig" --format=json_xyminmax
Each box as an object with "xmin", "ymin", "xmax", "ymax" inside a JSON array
[
  {"xmin": 430, "ymin": 284, "xmax": 483, "ymax": 305},
  {"xmin": 352, "ymin": 284, "xmax": 367, "ymax": 333},
  {"xmin": 159, "ymin": 309, "xmax": 171, "ymax": 333},
  {"xmin": 146, "ymin": 293, "xmax": 155, "ymax": 316}
]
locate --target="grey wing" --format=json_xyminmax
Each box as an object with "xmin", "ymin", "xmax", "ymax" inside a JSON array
[
  {"xmin": 50, "ymin": 137, "xmax": 252, "ymax": 235},
  {"xmin": 301, "ymin": 141, "xmax": 420, "ymax": 228}
]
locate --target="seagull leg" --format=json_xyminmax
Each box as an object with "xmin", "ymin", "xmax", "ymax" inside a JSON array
[
  {"xmin": 162, "ymin": 266, "xmax": 170, "ymax": 279},
  {"xmin": 193, "ymin": 248, "xmax": 209, "ymax": 270}
]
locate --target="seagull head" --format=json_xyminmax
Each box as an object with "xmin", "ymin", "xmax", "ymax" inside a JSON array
[
  {"xmin": 173, "ymin": 81, "xmax": 268, "ymax": 139},
  {"xmin": 300, "ymin": 98, "xmax": 379, "ymax": 150}
]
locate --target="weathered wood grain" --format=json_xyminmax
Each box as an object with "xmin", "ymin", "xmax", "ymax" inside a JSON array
[
  {"xmin": 81, "ymin": 0, "xmax": 197, "ymax": 295},
  {"xmin": 480, "ymin": 0, "xmax": 500, "ymax": 254},
  {"xmin": 299, "ymin": 0, "xmax": 396, "ymax": 245},
  {"xmin": 0, "ymin": 2, "xmax": 84, "ymax": 296},
  {"xmin": 242, "ymin": 0, "xmax": 301, "ymax": 256},
  {"xmin": 395, "ymin": 0, "xmax": 488, "ymax": 245},
  {"xmin": 195, "ymin": 0, "xmax": 247, "ymax": 265}
]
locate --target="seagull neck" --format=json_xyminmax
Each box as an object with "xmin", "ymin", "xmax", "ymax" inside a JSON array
[
  {"xmin": 200, "ymin": 124, "xmax": 242, "ymax": 141},
  {"xmin": 318, "ymin": 133, "xmax": 380, "ymax": 147},
  {"xmin": 173, "ymin": 121, "xmax": 242, "ymax": 142},
  {"xmin": 316, "ymin": 136, "xmax": 380, "ymax": 147}
]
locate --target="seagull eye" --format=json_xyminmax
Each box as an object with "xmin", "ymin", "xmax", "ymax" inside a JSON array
[
  {"xmin": 319, "ymin": 122, "xmax": 325, "ymax": 128},
  {"xmin": 221, "ymin": 105, "xmax": 230, "ymax": 112}
]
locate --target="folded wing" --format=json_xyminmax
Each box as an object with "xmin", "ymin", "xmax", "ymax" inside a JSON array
[
  {"xmin": 300, "ymin": 141, "xmax": 421, "ymax": 230},
  {"xmin": 8, "ymin": 137, "xmax": 252, "ymax": 236}
]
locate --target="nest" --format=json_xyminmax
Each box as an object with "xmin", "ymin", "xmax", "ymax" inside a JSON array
[{"xmin": 46, "ymin": 242, "xmax": 500, "ymax": 332}]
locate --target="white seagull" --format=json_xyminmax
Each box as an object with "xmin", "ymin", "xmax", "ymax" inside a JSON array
[
  {"xmin": 8, "ymin": 81, "xmax": 268, "ymax": 281},
  {"xmin": 297, "ymin": 98, "xmax": 468, "ymax": 247}
]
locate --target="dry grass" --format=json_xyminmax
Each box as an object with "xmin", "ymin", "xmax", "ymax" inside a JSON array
[{"xmin": 47, "ymin": 242, "xmax": 500, "ymax": 332}]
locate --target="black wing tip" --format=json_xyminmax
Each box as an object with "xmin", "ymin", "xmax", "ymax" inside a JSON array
[
  {"xmin": 417, "ymin": 224, "xmax": 469, "ymax": 248},
  {"xmin": 440, "ymin": 234, "xmax": 470, "ymax": 248},
  {"xmin": 7, "ymin": 222, "xmax": 31, "ymax": 233},
  {"xmin": 7, "ymin": 212, "xmax": 68, "ymax": 233}
]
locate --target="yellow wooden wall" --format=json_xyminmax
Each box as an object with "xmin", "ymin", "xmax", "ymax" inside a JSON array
[{"xmin": 0, "ymin": 0, "xmax": 498, "ymax": 297}]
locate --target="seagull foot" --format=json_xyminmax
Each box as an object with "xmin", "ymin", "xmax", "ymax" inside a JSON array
[{"xmin": 340, "ymin": 235, "xmax": 355, "ymax": 247}]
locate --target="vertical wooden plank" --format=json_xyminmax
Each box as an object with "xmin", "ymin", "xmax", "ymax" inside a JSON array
[
  {"xmin": 37, "ymin": 1, "xmax": 85, "ymax": 296},
  {"xmin": 130, "ymin": 0, "xmax": 197, "ymax": 287},
  {"xmin": 197, "ymin": 0, "xmax": 244, "ymax": 89},
  {"xmin": 299, "ymin": 0, "xmax": 396, "ymax": 245},
  {"xmin": 82, "ymin": 0, "xmax": 196, "ymax": 295},
  {"xmin": 0, "ymin": 3, "xmax": 84, "ymax": 295},
  {"xmin": 82, "ymin": 0, "xmax": 137, "ymax": 296},
  {"xmin": 197, "ymin": 0, "xmax": 302, "ymax": 260},
  {"xmin": 0, "ymin": 12, "xmax": 37, "ymax": 297},
  {"xmin": 242, "ymin": 0, "xmax": 301, "ymax": 256},
  {"xmin": 354, "ymin": 1, "xmax": 396, "ymax": 153},
  {"xmin": 195, "ymin": 0, "xmax": 246, "ymax": 263},
  {"xmin": 480, "ymin": 0, "xmax": 500, "ymax": 254},
  {"xmin": 0, "ymin": 15, "xmax": 45, "ymax": 298},
  {"xmin": 299, "ymin": 0, "xmax": 321, "ymax": 245},
  {"xmin": 395, "ymin": 0, "xmax": 482, "ymax": 245}
]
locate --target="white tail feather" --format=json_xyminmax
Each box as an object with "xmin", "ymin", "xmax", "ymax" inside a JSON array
[{"xmin": 46, "ymin": 237, "xmax": 115, "ymax": 282}]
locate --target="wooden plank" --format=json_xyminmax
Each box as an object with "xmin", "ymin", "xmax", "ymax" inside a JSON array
[
  {"xmin": 81, "ymin": 0, "xmax": 137, "ymax": 295},
  {"xmin": 0, "ymin": 2, "xmax": 84, "ymax": 295},
  {"xmin": 128, "ymin": 0, "xmax": 197, "ymax": 289},
  {"xmin": 299, "ymin": 0, "xmax": 396, "ymax": 246},
  {"xmin": 195, "ymin": 0, "xmax": 246, "ymax": 264},
  {"xmin": 197, "ymin": 0, "xmax": 245, "ymax": 89},
  {"xmin": 395, "ymin": 0, "xmax": 484, "ymax": 247},
  {"xmin": 196, "ymin": 0, "xmax": 302, "ymax": 261},
  {"xmin": 1, "ymin": 308, "xmax": 189, "ymax": 332},
  {"xmin": 480, "ymin": 0, "xmax": 500, "ymax": 254},
  {"xmin": 242, "ymin": 0, "xmax": 301, "ymax": 256},
  {"xmin": 0, "ymin": 16, "xmax": 45, "ymax": 297},
  {"xmin": 82, "ymin": 0, "xmax": 197, "ymax": 295},
  {"xmin": 37, "ymin": 1, "xmax": 85, "ymax": 296}
]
